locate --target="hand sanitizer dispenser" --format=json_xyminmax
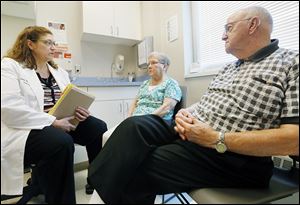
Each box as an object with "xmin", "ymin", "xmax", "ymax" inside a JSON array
[{"xmin": 112, "ymin": 54, "xmax": 125, "ymax": 73}]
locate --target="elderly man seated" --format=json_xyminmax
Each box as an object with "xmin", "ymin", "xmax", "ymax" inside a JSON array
[{"xmin": 88, "ymin": 6, "xmax": 298, "ymax": 204}]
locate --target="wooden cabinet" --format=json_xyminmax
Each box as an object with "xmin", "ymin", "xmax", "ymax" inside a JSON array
[
  {"xmin": 82, "ymin": 2, "xmax": 114, "ymax": 38},
  {"xmin": 113, "ymin": 2, "xmax": 141, "ymax": 40},
  {"xmin": 89, "ymin": 100, "xmax": 125, "ymax": 129},
  {"xmin": 87, "ymin": 86, "xmax": 139, "ymax": 129},
  {"xmin": 123, "ymin": 99, "xmax": 133, "ymax": 119},
  {"xmin": 82, "ymin": 1, "xmax": 141, "ymax": 45},
  {"xmin": 1, "ymin": 1, "xmax": 35, "ymax": 19},
  {"xmin": 74, "ymin": 86, "xmax": 138, "ymax": 164}
]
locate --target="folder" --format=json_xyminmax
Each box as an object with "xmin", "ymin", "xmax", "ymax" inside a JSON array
[{"xmin": 48, "ymin": 84, "xmax": 95, "ymax": 126}]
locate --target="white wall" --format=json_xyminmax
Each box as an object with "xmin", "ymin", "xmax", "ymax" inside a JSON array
[
  {"xmin": 80, "ymin": 41, "xmax": 148, "ymax": 78},
  {"xmin": 34, "ymin": 1, "xmax": 144, "ymax": 78},
  {"xmin": 141, "ymin": 1, "xmax": 215, "ymax": 106},
  {"xmin": 1, "ymin": 15, "xmax": 35, "ymax": 57},
  {"xmin": 141, "ymin": 1, "xmax": 162, "ymax": 52},
  {"xmin": 2, "ymin": 1, "xmax": 214, "ymax": 105}
]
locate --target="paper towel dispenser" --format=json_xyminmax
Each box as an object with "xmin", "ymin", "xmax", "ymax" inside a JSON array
[{"xmin": 137, "ymin": 36, "xmax": 153, "ymax": 69}]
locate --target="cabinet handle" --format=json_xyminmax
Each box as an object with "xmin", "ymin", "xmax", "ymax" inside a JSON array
[
  {"xmin": 116, "ymin": 26, "xmax": 119, "ymax": 36},
  {"xmin": 119, "ymin": 103, "xmax": 122, "ymax": 113},
  {"xmin": 110, "ymin": 26, "xmax": 113, "ymax": 35},
  {"xmin": 126, "ymin": 102, "xmax": 129, "ymax": 112}
]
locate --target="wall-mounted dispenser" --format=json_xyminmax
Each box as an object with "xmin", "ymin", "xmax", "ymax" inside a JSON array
[
  {"xmin": 112, "ymin": 54, "xmax": 125, "ymax": 73},
  {"xmin": 137, "ymin": 36, "xmax": 153, "ymax": 69}
]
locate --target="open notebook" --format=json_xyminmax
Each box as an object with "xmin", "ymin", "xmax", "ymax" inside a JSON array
[{"xmin": 48, "ymin": 84, "xmax": 95, "ymax": 126}]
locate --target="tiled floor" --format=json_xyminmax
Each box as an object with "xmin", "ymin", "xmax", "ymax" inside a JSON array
[
  {"xmin": 3, "ymin": 169, "xmax": 297, "ymax": 204},
  {"xmin": 26, "ymin": 170, "xmax": 93, "ymax": 204},
  {"xmin": 1, "ymin": 170, "xmax": 92, "ymax": 204},
  {"xmin": 1, "ymin": 169, "xmax": 195, "ymax": 204}
]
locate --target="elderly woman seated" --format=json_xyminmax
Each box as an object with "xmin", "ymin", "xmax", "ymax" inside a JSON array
[{"xmin": 102, "ymin": 51, "xmax": 182, "ymax": 146}]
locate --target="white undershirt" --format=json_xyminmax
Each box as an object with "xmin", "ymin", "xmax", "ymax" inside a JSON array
[{"xmin": 148, "ymin": 85, "xmax": 158, "ymax": 91}]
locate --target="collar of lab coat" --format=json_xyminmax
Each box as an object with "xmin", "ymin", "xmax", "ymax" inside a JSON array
[
  {"xmin": 48, "ymin": 64, "xmax": 69, "ymax": 91},
  {"xmin": 22, "ymin": 63, "xmax": 69, "ymax": 111},
  {"xmin": 22, "ymin": 67, "xmax": 44, "ymax": 111}
]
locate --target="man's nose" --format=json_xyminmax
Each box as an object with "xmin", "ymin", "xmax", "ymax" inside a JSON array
[{"xmin": 222, "ymin": 32, "xmax": 228, "ymax": 41}]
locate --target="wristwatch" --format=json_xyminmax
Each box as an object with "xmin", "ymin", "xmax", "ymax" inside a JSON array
[{"xmin": 215, "ymin": 131, "xmax": 227, "ymax": 153}]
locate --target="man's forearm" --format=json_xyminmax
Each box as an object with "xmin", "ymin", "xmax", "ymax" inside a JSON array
[{"xmin": 222, "ymin": 124, "xmax": 299, "ymax": 156}]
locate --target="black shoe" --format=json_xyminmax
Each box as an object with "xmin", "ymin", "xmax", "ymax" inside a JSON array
[{"xmin": 85, "ymin": 183, "xmax": 94, "ymax": 195}]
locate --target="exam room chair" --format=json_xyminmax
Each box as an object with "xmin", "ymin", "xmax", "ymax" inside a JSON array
[
  {"xmin": 173, "ymin": 86, "xmax": 187, "ymax": 119},
  {"xmin": 163, "ymin": 156, "xmax": 299, "ymax": 204},
  {"xmin": 161, "ymin": 85, "xmax": 187, "ymax": 203}
]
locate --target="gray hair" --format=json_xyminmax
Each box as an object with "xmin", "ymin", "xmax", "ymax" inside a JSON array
[
  {"xmin": 242, "ymin": 6, "xmax": 273, "ymax": 32},
  {"xmin": 148, "ymin": 52, "xmax": 171, "ymax": 66}
]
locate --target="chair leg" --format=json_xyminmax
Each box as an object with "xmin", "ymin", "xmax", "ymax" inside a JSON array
[
  {"xmin": 175, "ymin": 193, "xmax": 190, "ymax": 204},
  {"xmin": 162, "ymin": 193, "xmax": 181, "ymax": 204}
]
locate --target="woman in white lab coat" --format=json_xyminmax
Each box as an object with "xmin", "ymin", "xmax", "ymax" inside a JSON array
[{"xmin": 1, "ymin": 26, "xmax": 107, "ymax": 204}]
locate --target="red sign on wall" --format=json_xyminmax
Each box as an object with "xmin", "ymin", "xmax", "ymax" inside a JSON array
[{"xmin": 64, "ymin": 53, "xmax": 72, "ymax": 59}]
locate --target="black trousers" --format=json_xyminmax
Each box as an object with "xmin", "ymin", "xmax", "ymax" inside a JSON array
[
  {"xmin": 88, "ymin": 115, "xmax": 273, "ymax": 204},
  {"xmin": 24, "ymin": 116, "xmax": 107, "ymax": 204}
]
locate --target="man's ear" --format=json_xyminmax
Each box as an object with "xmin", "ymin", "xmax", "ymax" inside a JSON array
[{"xmin": 249, "ymin": 16, "xmax": 260, "ymax": 35}]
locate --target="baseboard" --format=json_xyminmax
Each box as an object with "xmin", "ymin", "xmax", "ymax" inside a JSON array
[{"xmin": 74, "ymin": 161, "xmax": 89, "ymax": 172}]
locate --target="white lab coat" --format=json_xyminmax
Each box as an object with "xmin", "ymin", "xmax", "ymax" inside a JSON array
[{"xmin": 1, "ymin": 57, "xmax": 70, "ymax": 195}]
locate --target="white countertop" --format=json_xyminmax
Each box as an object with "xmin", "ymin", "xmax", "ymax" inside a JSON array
[{"xmin": 71, "ymin": 76, "xmax": 148, "ymax": 87}]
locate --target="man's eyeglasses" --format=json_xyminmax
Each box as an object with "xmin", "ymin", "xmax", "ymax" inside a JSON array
[
  {"xmin": 39, "ymin": 40, "xmax": 57, "ymax": 47},
  {"xmin": 224, "ymin": 18, "xmax": 251, "ymax": 34}
]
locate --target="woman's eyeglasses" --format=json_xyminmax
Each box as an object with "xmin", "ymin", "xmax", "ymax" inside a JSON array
[
  {"xmin": 147, "ymin": 61, "xmax": 161, "ymax": 67},
  {"xmin": 39, "ymin": 40, "xmax": 57, "ymax": 47}
]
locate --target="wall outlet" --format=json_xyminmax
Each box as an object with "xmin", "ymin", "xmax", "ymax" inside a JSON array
[{"xmin": 74, "ymin": 64, "xmax": 81, "ymax": 74}]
